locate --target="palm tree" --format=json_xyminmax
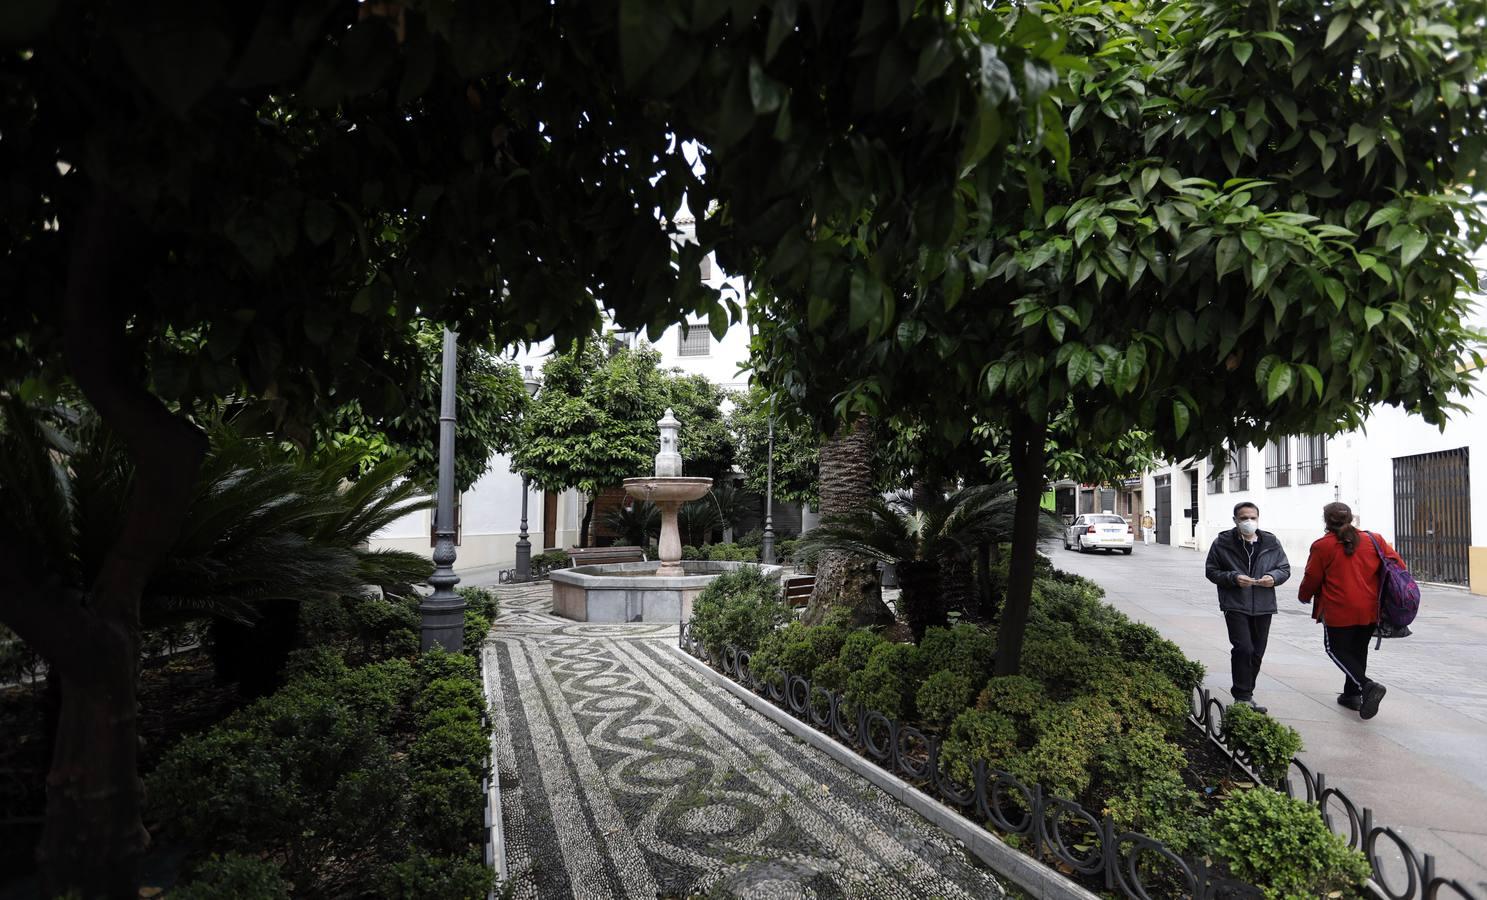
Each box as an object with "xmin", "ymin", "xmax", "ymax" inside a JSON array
[
  {"xmin": 806, "ymin": 416, "xmax": 894, "ymax": 628},
  {"xmin": 603, "ymin": 499, "xmax": 660, "ymax": 548},
  {"xmin": 799, "ymin": 483, "xmax": 1060, "ymax": 640}
]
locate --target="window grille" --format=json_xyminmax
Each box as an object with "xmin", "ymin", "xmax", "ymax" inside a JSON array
[
  {"xmin": 1297, "ymin": 435, "xmax": 1328, "ymax": 485},
  {"xmin": 1227, "ymin": 448, "xmax": 1249, "ymax": 492},
  {"xmin": 1264, "ymin": 439, "xmax": 1291, "ymax": 488},
  {"xmin": 1206, "ymin": 462, "xmax": 1225, "ymax": 494},
  {"xmin": 678, "ymin": 324, "xmax": 710, "ymax": 357}
]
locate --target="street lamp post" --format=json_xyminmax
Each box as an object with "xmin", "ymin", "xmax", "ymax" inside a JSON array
[
  {"xmin": 761, "ymin": 396, "xmax": 776, "ymax": 565},
  {"xmin": 514, "ymin": 366, "xmax": 541, "ymax": 582},
  {"xmin": 421, "ymin": 329, "xmax": 465, "ymax": 652}
]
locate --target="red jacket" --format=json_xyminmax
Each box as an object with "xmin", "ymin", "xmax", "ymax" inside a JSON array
[{"xmin": 1296, "ymin": 531, "xmax": 1405, "ymax": 627}]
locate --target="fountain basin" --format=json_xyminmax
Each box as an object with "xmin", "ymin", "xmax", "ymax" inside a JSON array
[{"xmin": 550, "ymin": 560, "xmax": 784, "ymax": 623}]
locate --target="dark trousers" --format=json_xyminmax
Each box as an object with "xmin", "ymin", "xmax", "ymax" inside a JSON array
[
  {"xmin": 1224, "ymin": 611, "xmax": 1272, "ymax": 701},
  {"xmin": 1325, "ymin": 624, "xmax": 1374, "ymax": 696}
]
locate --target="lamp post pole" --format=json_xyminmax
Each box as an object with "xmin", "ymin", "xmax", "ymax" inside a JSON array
[
  {"xmin": 761, "ymin": 395, "xmax": 776, "ymax": 565},
  {"xmin": 421, "ymin": 329, "xmax": 465, "ymax": 652},
  {"xmin": 514, "ymin": 367, "xmax": 542, "ymax": 582}
]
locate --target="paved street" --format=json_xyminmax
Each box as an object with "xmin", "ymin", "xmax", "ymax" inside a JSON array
[
  {"xmin": 1050, "ymin": 540, "xmax": 1487, "ymax": 892},
  {"xmin": 482, "ymin": 583, "xmax": 1012, "ymax": 899}
]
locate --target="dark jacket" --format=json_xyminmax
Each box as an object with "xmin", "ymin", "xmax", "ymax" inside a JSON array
[{"xmin": 1204, "ymin": 528, "xmax": 1291, "ymax": 615}]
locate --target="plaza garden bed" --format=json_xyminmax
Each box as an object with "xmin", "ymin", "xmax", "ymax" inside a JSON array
[
  {"xmin": 0, "ymin": 586, "xmax": 500, "ymax": 899},
  {"xmin": 683, "ymin": 566, "xmax": 1374, "ymax": 900}
]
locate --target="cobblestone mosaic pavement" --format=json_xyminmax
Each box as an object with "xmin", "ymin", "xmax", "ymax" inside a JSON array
[{"xmin": 482, "ymin": 583, "xmax": 1009, "ymax": 900}]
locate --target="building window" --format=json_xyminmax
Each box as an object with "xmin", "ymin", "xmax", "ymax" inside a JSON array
[
  {"xmin": 1206, "ymin": 461, "xmax": 1225, "ymax": 494},
  {"xmin": 699, "ymin": 255, "xmax": 713, "ymax": 280},
  {"xmin": 1297, "ymin": 435, "xmax": 1328, "ymax": 485},
  {"xmin": 1265, "ymin": 439, "xmax": 1291, "ymax": 488},
  {"xmin": 1227, "ymin": 448, "xmax": 1249, "ymax": 492},
  {"xmin": 678, "ymin": 324, "xmax": 710, "ymax": 357}
]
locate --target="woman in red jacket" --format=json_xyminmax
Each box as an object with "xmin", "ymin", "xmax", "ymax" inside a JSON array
[{"xmin": 1296, "ymin": 502, "xmax": 1402, "ymax": 720}]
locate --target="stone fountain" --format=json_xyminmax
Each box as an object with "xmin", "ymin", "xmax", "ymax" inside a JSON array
[
  {"xmin": 623, "ymin": 408, "xmax": 712, "ymax": 576},
  {"xmin": 549, "ymin": 408, "xmax": 782, "ymax": 622}
]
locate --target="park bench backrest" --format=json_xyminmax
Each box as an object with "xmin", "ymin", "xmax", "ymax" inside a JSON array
[
  {"xmin": 783, "ymin": 574, "xmax": 816, "ymax": 608},
  {"xmin": 565, "ymin": 546, "xmax": 648, "ymax": 566}
]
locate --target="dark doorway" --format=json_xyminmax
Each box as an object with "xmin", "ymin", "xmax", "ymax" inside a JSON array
[
  {"xmin": 1155, "ymin": 474, "xmax": 1172, "ymax": 545},
  {"xmin": 1393, "ymin": 448, "xmax": 1470, "ymax": 585},
  {"xmin": 543, "ymin": 491, "xmax": 558, "ymax": 550},
  {"xmin": 1187, "ymin": 469, "xmax": 1199, "ymax": 541}
]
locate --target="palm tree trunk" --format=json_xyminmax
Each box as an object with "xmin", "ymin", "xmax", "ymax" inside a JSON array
[
  {"xmin": 579, "ymin": 495, "xmax": 594, "ymax": 548},
  {"xmin": 993, "ymin": 411, "xmax": 1048, "ymax": 677},
  {"xmin": 805, "ymin": 417, "xmax": 892, "ymax": 628}
]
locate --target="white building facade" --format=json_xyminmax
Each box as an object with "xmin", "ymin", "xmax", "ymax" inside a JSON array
[{"xmin": 1142, "ymin": 400, "xmax": 1487, "ymax": 595}]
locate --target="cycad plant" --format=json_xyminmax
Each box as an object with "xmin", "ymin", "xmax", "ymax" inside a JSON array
[
  {"xmin": 799, "ymin": 483, "xmax": 1060, "ymax": 640},
  {"xmin": 679, "ymin": 494, "xmax": 726, "ymax": 545},
  {"xmin": 603, "ymin": 499, "xmax": 660, "ymax": 549},
  {"xmin": 0, "ymin": 399, "xmax": 433, "ymax": 693}
]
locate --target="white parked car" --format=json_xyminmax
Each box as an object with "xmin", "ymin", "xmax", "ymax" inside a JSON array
[{"xmin": 1063, "ymin": 513, "xmax": 1134, "ymax": 554}]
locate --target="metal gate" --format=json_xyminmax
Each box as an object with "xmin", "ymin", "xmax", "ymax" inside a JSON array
[
  {"xmin": 1393, "ymin": 447, "xmax": 1470, "ymax": 585},
  {"xmin": 1155, "ymin": 474, "xmax": 1172, "ymax": 545}
]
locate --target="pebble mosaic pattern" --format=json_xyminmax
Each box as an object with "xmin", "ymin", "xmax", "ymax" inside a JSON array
[{"xmin": 483, "ymin": 583, "xmax": 1007, "ymax": 899}]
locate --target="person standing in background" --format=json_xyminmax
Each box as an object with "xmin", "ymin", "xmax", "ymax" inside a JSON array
[
  {"xmin": 1140, "ymin": 510, "xmax": 1155, "ymax": 545},
  {"xmin": 1297, "ymin": 502, "xmax": 1396, "ymax": 720},
  {"xmin": 1205, "ymin": 502, "xmax": 1291, "ymax": 713}
]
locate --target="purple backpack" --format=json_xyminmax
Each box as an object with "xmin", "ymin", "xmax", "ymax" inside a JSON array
[{"xmin": 1365, "ymin": 532, "xmax": 1420, "ymax": 628}]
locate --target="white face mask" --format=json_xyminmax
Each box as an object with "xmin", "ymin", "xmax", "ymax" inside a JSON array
[{"xmin": 1237, "ymin": 520, "xmax": 1259, "ymax": 536}]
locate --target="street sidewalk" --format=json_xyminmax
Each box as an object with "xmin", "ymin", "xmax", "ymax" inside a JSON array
[{"xmin": 1051, "ymin": 540, "xmax": 1487, "ymax": 893}]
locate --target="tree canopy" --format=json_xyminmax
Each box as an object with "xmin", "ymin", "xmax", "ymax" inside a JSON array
[
  {"xmin": 729, "ymin": 384, "xmax": 821, "ymax": 505},
  {"xmin": 750, "ymin": 0, "xmax": 1487, "ymax": 673}
]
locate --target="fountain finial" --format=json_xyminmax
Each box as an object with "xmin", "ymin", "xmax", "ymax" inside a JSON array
[{"xmin": 655, "ymin": 408, "xmax": 682, "ymax": 477}]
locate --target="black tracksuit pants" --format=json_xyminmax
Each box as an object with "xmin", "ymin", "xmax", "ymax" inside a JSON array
[
  {"xmin": 1325, "ymin": 624, "xmax": 1375, "ymax": 696},
  {"xmin": 1224, "ymin": 611, "xmax": 1271, "ymax": 702}
]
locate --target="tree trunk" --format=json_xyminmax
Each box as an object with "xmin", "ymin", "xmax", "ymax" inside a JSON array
[
  {"xmin": 993, "ymin": 411, "xmax": 1048, "ymax": 677},
  {"xmin": 579, "ymin": 496, "xmax": 594, "ymax": 548},
  {"xmin": 38, "ymin": 195, "xmax": 208, "ymax": 897},
  {"xmin": 895, "ymin": 559, "xmax": 945, "ymax": 641},
  {"xmin": 805, "ymin": 417, "xmax": 892, "ymax": 628}
]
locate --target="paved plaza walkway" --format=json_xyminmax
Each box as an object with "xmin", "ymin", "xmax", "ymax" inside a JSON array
[
  {"xmin": 1052, "ymin": 541, "xmax": 1487, "ymax": 892},
  {"xmin": 480, "ymin": 582, "xmax": 1012, "ymax": 899}
]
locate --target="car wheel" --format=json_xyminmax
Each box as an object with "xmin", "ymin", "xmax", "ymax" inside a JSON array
[
  {"xmin": 1077, "ymin": 542, "xmax": 1088, "ymax": 553},
  {"xmin": 1122, "ymin": 548, "xmax": 1133, "ymax": 555}
]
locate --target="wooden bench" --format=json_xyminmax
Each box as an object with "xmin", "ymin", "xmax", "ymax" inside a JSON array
[
  {"xmin": 784, "ymin": 574, "xmax": 816, "ymax": 608},
  {"xmin": 565, "ymin": 546, "xmax": 648, "ymax": 566}
]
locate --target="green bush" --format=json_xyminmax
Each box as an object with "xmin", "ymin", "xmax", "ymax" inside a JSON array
[
  {"xmin": 810, "ymin": 658, "xmax": 851, "ymax": 694},
  {"xmin": 939, "ymin": 708, "xmax": 1018, "ymax": 784},
  {"xmin": 681, "ymin": 544, "xmax": 703, "ymax": 560},
  {"xmin": 913, "ymin": 624, "xmax": 997, "ymax": 683},
  {"xmin": 837, "ymin": 629, "xmax": 885, "ymax": 672},
  {"xmin": 975, "ymin": 675, "xmax": 1047, "ymax": 736},
  {"xmin": 704, "ymin": 541, "xmax": 761, "ymax": 562},
  {"xmin": 915, "ymin": 669, "xmax": 975, "ymax": 730},
  {"xmin": 1204, "ymin": 788, "xmax": 1371, "ymax": 900},
  {"xmin": 532, "ymin": 549, "xmax": 571, "ymax": 572},
  {"xmin": 151, "ymin": 645, "xmax": 490, "ymax": 896},
  {"xmin": 379, "ymin": 850, "xmax": 494, "ymax": 900},
  {"xmin": 689, "ymin": 566, "xmax": 788, "ymax": 657},
  {"xmin": 736, "ymin": 527, "xmax": 765, "ymax": 548},
  {"xmin": 1008, "ymin": 694, "xmax": 1123, "ymax": 800},
  {"xmin": 1221, "ymin": 704, "xmax": 1304, "ymax": 787},
  {"xmin": 1104, "ymin": 770, "xmax": 1202, "ymax": 854},
  {"xmin": 845, "ymin": 641, "xmax": 917, "ymax": 720},
  {"xmin": 751, "ymin": 622, "xmax": 847, "ymax": 685},
  {"xmin": 1109, "ymin": 620, "xmax": 1206, "ymax": 693},
  {"xmin": 170, "ymin": 853, "xmax": 291, "ymax": 900},
  {"xmin": 458, "ymin": 586, "xmax": 499, "ymax": 620}
]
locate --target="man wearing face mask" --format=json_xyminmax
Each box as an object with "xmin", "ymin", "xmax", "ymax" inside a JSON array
[{"xmin": 1204, "ymin": 502, "xmax": 1291, "ymax": 713}]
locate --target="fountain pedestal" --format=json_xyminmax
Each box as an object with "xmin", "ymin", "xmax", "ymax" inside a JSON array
[{"xmin": 623, "ymin": 476, "xmax": 713, "ymax": 576}]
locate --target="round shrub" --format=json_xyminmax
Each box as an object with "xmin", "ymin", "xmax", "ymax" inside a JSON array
[
  {"xmin": 844, "ymin": 641, "xmax": 917, "ymax": 720},
  {"xmin": 170, "ymin": 853, "xmax": 290, "ymax": 900},
  {"xmin": 837, "ymin": 628, "xmax": 885, "ymax": 673},
  {"xmin": 939, "ymin": 708, "xmax": 1018, "ymax": 784},
  {"xmin": 1110, "ymin": 619, "xmax": 1206, "ymax": 692},
  {"xmin": 689, "ymin": 566, "xmax": 788, "ymax": 657},
  {"xmin": 975, "ymin": 675, "xmax": 1047, "ymax": 730},
  {"xmin": 1204, "ymin": 787, "xmax": 1371, "ymax": 900},
  {"xmin": 810, "ymin": 658, "xmax": 851, "ymax": 694},
  {"xmin": 913, "ymin": 624, "xmax": 997, "ymax": 683},
  {"xmin": 751, "ymin": 622, "xmax": 847, "ymax": 685},
  {"xmin": 915, "ymin": 669, "xmax": 975, "ymax": 730},
  {"xmin": 379, "ymin": 850, "xmax": 494, "ymax": 900},
  {"xmin": 1221, "ymin": 703, "xmax": 1304, "ymax": 787}
]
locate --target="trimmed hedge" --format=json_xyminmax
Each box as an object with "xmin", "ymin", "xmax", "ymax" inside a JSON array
[{"xmin": 155, "ymin": 593, "xmax": 500, "ymax": 898}]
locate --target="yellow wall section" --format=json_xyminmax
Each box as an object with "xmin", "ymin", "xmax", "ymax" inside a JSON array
[{"xmin": 1469, "ymin": 547, "xmax": 1487, "ymax": 596}]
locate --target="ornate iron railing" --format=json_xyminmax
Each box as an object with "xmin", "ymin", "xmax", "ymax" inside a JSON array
[{"xmin": 679, "ymin": 623, "xmax": 1480, "ymax": 900}]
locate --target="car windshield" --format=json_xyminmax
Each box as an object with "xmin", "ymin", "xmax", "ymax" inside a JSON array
[{"xmin": 1089, "ymin": 515, "xmax": 1125, "ymax": 524}]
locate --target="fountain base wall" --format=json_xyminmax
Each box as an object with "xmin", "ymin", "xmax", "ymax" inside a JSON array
[{"xmin": 549, "ymin": 561, "xmax": 784, "ymax": 623}]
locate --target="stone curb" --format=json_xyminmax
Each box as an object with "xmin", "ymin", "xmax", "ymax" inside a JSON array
[
  {"xmin": 479, "ymin": 646, "xmax": 508, "ymax": 896},
  {"xmin": 669, "ymin": 645, "xmax": 1103, "ymax": 900}
]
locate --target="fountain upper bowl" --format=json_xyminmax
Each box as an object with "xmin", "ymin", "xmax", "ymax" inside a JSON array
[{"xmin": 622, "ymin": 476, "xmax": 713, "ymax": 503}]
